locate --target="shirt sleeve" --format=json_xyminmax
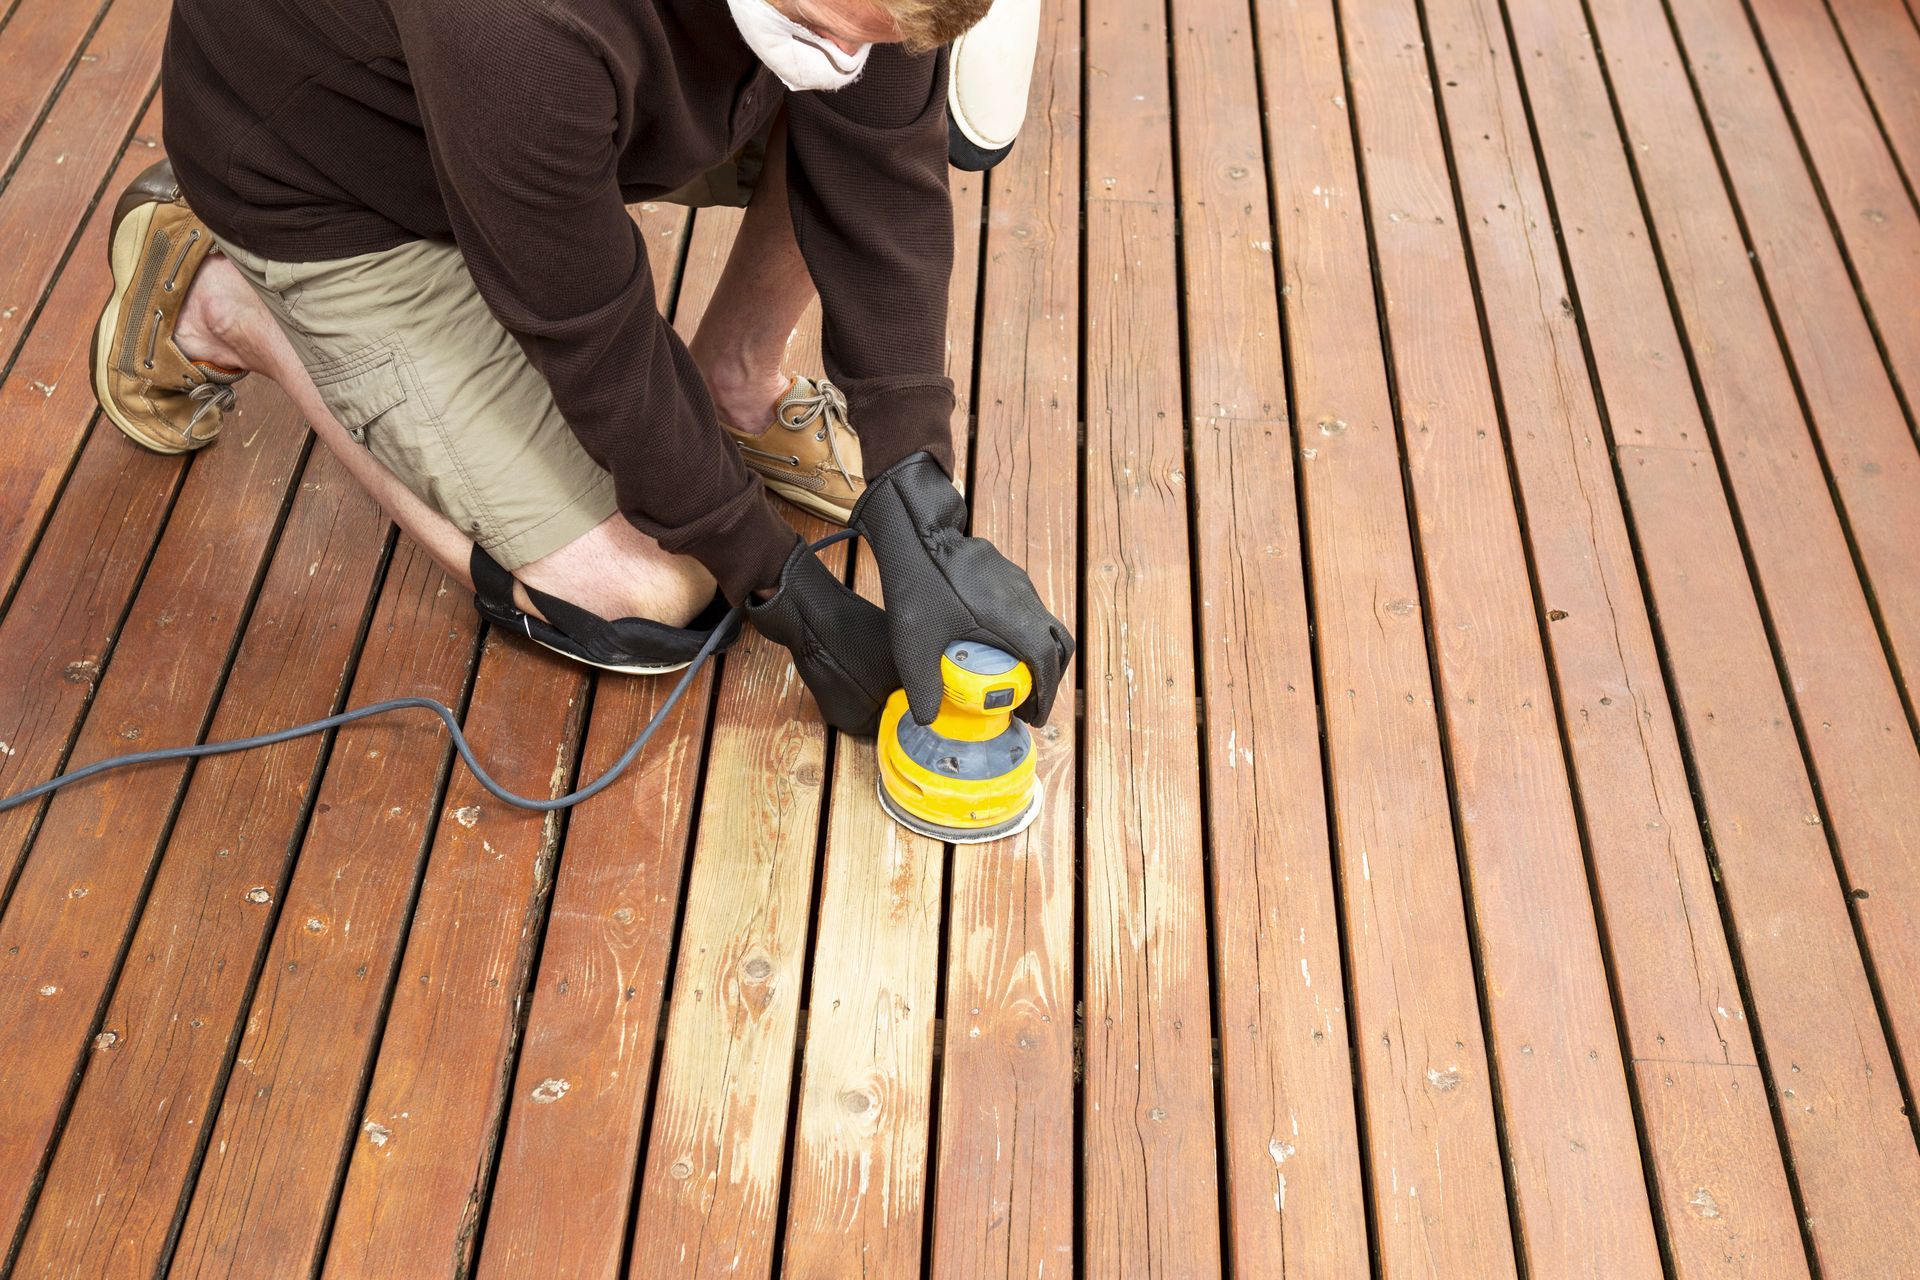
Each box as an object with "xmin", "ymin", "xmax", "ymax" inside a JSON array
[
  {"xmin": 398, "ymin": 8, "xmax": 796, "ymax": 604},
  {"xmin": 785, "ymin": 44, "xmax": 958, "ymax": 479}
]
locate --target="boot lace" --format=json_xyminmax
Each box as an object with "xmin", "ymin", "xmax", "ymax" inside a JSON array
[
  {"xmin": 778, "ymin": 380, "xmax": 856, "ymax": 485},
  {"xmin": 185, "ymin": 379, "xmax": 237, "ymax": 440}
]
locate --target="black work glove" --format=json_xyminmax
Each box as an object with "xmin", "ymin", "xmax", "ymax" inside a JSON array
[
  {"xmin": 746, "ymin": 540, "xmax": 901, "ymax": 737},
  {"xmin": 851, "ymin": 452, "xmax": 1073, "ymax": 727}
]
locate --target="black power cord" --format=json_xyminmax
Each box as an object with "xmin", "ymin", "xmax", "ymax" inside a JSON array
[{"xmin": 0, "ymin": 530, "xmax": 855, "ymax": 817}]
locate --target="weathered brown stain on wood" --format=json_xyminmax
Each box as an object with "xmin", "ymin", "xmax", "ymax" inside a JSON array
[
  {"xmin": 928, "ymin": 6, "xmax": 1078, "ymax": 1275},
  {"xmin": 0, "ymin": 383, "xmax": 311, "ymax": 1247},
  {"xmin": 1252, "ymin": 0, "xmax": 1519, "ymax": 1267},
  {"xmin": 1168, "ymin": 0, "xmax": 1371, "ymax": 1270},
  {"xmin": 13, "ymin": 443, "xmax": 389, "ymax": 1277},
  {"xmin": 1422, "ymin": 0, "xmax": 1809, "ymax": 1266},
  {"xmin": 1499, "ymin": 0, "xmax": 1920, "ymax": 1264},
  {"xmin": 165, "ymin": 540, "xmax": 480, "ymax": 1278},
  {"xmin": 1, "ymin": 0, "xmax": 1917, "ymax": 1273}
]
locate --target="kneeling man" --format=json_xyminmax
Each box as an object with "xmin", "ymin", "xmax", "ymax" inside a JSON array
[{"xmin": 94, "ymin": 0, "xmax": 1070, "ymax": 734}]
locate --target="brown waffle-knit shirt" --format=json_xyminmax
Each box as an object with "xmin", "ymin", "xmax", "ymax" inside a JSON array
[{"xmin": 162, "ymin": 0, "xmax": 955, "ymax": 603}]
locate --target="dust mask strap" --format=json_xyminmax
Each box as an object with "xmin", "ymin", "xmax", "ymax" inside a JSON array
[{"xmin": 727, "ymin": 0, "xmax": 872, "ymax": 92}]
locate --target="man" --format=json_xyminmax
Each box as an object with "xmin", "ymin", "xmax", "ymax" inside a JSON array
[{"xmin": 92, "ymin": 0, "xmax": 1070, "ymax": 736}]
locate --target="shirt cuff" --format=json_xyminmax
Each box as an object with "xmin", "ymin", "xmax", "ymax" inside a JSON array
[
  {"xmin": 643, "ymin": 480, "xmax": 800, "ymax": 607},
  {"xmin": 843, "ymin": 375, "xmax": 956, "ymax": 478}
]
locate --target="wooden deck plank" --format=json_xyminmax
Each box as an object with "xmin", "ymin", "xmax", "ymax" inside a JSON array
[
  {"xmin": 1166, "ymin": 0, "xmax": 1370, "ymax": 1270},
  {"xmin": 0, "ymin": 430, "xmax": 181, "ymax": 899},
  {"xmin": 0, "ymin": 0, "xmax": 165, "ymax": 369},
  {"xmin": 1248, "ymin": 0, "xmax": 1518, "ymax": 1269},
  {"xmin": 1080, "ymin": 0, "xmax": 1224, "ymax": 1274},
  {"xmin": 0, "ymin": 0, "xmax": 114, "ymax": 187},
  {"xmin": 624, "ymin": 587, "xmax": 831, "ymax": 1279},
  {"xmin": 1739, "ymin": 0, "xmax": 1920, "ymax": 418},
  {"xmin": 925, "ymin": 9, "xmax": 1080, "ymax": 1275},
  {"xmin": 163, "ymin": 541, "xmax": 478, "ymax": 1280},
  {"xmin": 159, "ymin": 183, "xmax": 675, "ymax": 1280},
  {"xmin": 1663, "ymin": 0, "xmax": 1920, "ymax": 713},
  {"xmin": 779, "ymin": 754, "xmax": 943, "ymax": 1277},
  {"xmin": 0, "ymin": 114, "xmax": 161, "ymax": 605},
  {"xmin": 1583, "ymin": 0, "xmax": 1920, "ymax": 1100},
  {"xmin": 10, "ymin": 445, "xmax": 388, "ymax": 1278},
  {"xmin": 1824, "ymin": 0, "xmax": 1920, "ymax": 206},
  {"xmin": 468, "ymin": 199, "xmax": 699, "ymax": 1280},
  {"xmin": 778, "ymin": 173, "xmax": 985, "ymax": 1277},
  {"xmin": 1497, "ymin": 0, "xmax": 1920, "ymax": 1265},
  {"xmin": 474, "ymin": 660, "xmax": 714, "ymax": 1279},
  {"xmin": 0, "ymin": 390, "xmax": 309, "ymax": 1249},
  {"xmin": 1336, "ymin": 0, "xmax": 1663, "ymax": 1268},
  {"xmin": 624, "ymin": 205, "xmax": 836, "ymax": 1279},
  {"xmin": 1421, "ymin": 0, "xmax": 1809, "ymax": 1267},
  {"xmin": 317, "ymin": 639, "xmax": 591, "ymax": 1276}
]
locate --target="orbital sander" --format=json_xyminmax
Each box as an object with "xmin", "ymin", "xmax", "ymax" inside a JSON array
[{"xmin": 876, "ymin": 641, "xmax": 1041, "ymax": 844}]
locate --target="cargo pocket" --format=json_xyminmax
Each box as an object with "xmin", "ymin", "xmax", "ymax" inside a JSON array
[{"xmin": 314, "ymin": 344, "xmax": 409, "ymax": 447}]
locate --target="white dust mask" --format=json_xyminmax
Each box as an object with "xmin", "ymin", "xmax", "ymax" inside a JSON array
[{"xmin": 727, "ymin": 0, "xmax": 872, "ymax": 92}]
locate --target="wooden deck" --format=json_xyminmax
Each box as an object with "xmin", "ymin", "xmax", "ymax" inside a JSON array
[{"xmin": 1, "ymin": 0, "xmax": 1918, "ymax": 1273}]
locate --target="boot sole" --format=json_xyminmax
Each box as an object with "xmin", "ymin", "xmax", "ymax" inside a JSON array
[{"xmin": 90, "ymin": 196, "xmax": 195, "ymax": 455}]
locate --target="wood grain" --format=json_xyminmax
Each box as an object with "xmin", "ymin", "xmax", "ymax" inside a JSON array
[
  {"xmin": 624, "ymin": 594, "xmax": 832, "ymax": 1279},
  {"xmin": 1626, "ymin": 0, "xmax": 1920, "ymax": 1075},
  {"xmin": 1250, "ymin": 0, "xmax": 1518, "ymax": 1267},
  {"xmin": 1422, "ymin": 0, "xmax": 1808, "ymax": 1266},
  {"xmin": 1080, "ymin": 0, "xmax": 1223, "ymax": 1272},
  {"xmin": 780, "ymin": 146, "xmax": 986, "ymax": 1280},
  {"xmin": 11, "ymin": 444, "xmax": 389, "ymax": 1278},
  {"xmin": 1167, "ymin": 0, "xmax": 1369, "ymax": 1270},
  {"xmin": 0, "ymin": 0, "xmax": 114, "ymax": 187},
  {"xmin": 1339, "ymin": 0, "xmax": 1663, "ymax": 1268},
  {"xmin": 1500, "ymin": 0, "xmax": 1920, "ymax": 1263},
  {"xmin": 0, "ymin": 108, "xmax": 163, "ymax": 604},
  {"xmin": 470, "ymin": 197, "xmax": 712, "ymax": 1280},
  {"xmin": 0, "ymin": 429, "xmax": 181, "ymax": 898},
  {"xmin": 1738, "ymin": 0, "xmax": 1920, "ymax": 422},
  {"xmin": 927, "ymin": 8, "xmax": 1081, "ymax": 1275},
  {"xmin": 0, "ymin": 0, "xmax": 166, "ymax": 363},
  {"xmin": 0, "ymin": 382, "xmax": 309, "ymax": 1248},
  {"xmin": 318, "ymin": 635, "xmax": 591, "ymax": 1277},
  {"xmin": 165, "ymin": 541, "xmax": 480, "ymax": 1279},
  {"xmin": 1822, "ymin": 0, "xmax": 1920, "ymax": 210}
]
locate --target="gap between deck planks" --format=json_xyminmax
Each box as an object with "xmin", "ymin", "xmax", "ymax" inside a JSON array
[
  {"xmin": 1497, "ymin": 0, "xmax": 1920, "ymax": 1268},
  {"xmin": 4, "ymin": 0, "xmax": 1919, "ymax": 1270},
  {"xmin": 929, "ymin": 2, "xmax": 1080, "ymax": 1273}
]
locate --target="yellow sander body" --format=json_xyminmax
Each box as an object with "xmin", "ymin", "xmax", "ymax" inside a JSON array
[{"xmin": 876, "ymin": 641, "xmax": 1042, "ymax": 843}]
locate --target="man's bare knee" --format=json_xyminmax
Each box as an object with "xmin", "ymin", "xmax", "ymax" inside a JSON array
[{"xmin": 515, "ymin": 514, "xmax": 716, "ymax": 628}]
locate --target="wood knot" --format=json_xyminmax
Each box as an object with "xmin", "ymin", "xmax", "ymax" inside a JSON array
[{"xmin": 743, "ymin": 955, "xmax": 773, "ymax": 982}]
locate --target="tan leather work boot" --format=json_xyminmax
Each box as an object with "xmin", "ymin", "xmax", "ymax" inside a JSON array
[
  {"xmin": 724, "ymin": 376, "xmax": 865, "ymax": 525},
  {"xmin": 91, "ymin": 159, "xmax": 246, "ymax": 454}
]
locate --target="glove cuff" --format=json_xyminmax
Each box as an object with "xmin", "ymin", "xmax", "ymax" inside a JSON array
[{"xmin": 849, "ymin": 450, "xmax": 953, "ymax": 530}]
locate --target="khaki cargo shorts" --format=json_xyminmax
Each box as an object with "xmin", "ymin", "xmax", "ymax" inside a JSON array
[{"xmin": 215, "ymin": 137, "xmax": 767, "ymax": 572}]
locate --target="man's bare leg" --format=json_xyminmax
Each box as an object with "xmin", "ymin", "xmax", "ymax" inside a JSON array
[
  {"xmin": 171, "ymin": 254, "xmax": 717, "ymax": 627},
  {"xmin": 688, "ymin": 110, "xmax": 815, "ymax": 437}
]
